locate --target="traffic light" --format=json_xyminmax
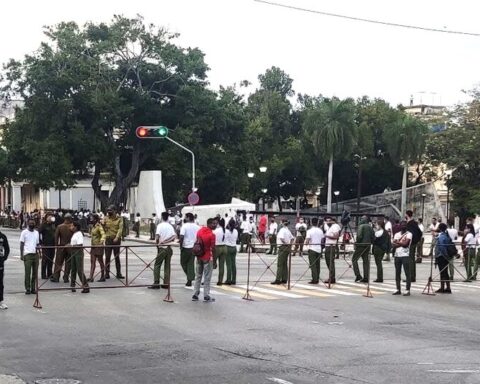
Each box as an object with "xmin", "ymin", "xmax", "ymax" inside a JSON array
[{"xmin": 135, "ymin": 126, "xmax": 169, "ymax": 139}]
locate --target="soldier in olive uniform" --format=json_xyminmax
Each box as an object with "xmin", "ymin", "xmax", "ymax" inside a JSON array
[
  {"xmin": 352, "ymin": 215, "xmax": 375, "ymax": 283},
  {"xmin": 104, "ymin": 205, "xmax": 124, "ymax": 279}
]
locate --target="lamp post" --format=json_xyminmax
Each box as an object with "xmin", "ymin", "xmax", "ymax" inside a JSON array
[
  {"xmin": 261, "ymin": 188, "xmax": 268, "ymax": 211},
  {"xmin": 421, "ymin": 193, "xmax": 426, "ymax": 222},
  {"xmin": 334, "ymin": 190, "xmax": 340, "ymax": 212},
  {"xmin": 259, "ymin": 166, "xmax": 267, "ymax": 173},
  {"xmin": 354, "ymin": 154, "xmax": 367, "ymax": 214},
  {"xmin": 315, "ymin": 190, "xmax": 321, "ymax": 213},
  {"xmin": 446, "ymin": 176, "xmax": 451, "ymax": 220}
]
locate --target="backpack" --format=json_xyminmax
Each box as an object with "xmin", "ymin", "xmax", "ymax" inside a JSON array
[
  {"xmin": 374, "ymin": 229, "xmax": 391, "ymax": 252},
  {"xmin": 192, "ymin": 236, "xmax": 204, "ymax": 257}
]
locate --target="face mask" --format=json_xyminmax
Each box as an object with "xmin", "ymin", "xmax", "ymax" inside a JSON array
[{"xmin": 28, "ymin": 224, "xmax": 35, "ymax": 230}]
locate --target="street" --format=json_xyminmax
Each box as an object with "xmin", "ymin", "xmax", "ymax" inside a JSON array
[{"xmin": 1, "ymin": 226, "xmax": 480, "ymax": 384}]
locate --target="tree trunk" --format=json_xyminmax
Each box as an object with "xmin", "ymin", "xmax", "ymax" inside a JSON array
[
  {"xmin": 327, "ymin": 155, "xmax": 333, "ymax": 213},
  {"xmin": 401, "ymin": 163, "xmax": 408, "ymax": 215},
  {"xmin": 92, "ymin": 144, "xmax": 144, "ymax": 212}
]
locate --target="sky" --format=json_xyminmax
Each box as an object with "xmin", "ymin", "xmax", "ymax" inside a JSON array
[{"xmin": 2, "ymin": 0, "xmax": 480, "ymax": 107}]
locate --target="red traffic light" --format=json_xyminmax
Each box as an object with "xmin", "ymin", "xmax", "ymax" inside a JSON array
[{"xmin": 136, "ymin": 127, "xmax": 148, "ymax": 137}]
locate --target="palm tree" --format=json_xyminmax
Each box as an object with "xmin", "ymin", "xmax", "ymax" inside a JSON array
[
  {"xmin": 304, "ymin": 97, "xmax": 357, "ymax": 212},
  {"xmin": 384, "ymin": 113, "xmax": 428, "ymax": 215}
]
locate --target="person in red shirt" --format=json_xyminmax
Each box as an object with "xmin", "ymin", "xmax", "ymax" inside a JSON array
[
  {"xmin": 192, "ymin": 217, "xmax": 217, "ymax": 302},
  {"xmin": 258, "ymin": 214, "xmax": 268, "ymax": 245}
]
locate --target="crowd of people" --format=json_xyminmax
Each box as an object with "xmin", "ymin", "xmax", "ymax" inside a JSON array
[{"xmin": 0, "ymin": 207, "xmax": 478, "ymax": 309}]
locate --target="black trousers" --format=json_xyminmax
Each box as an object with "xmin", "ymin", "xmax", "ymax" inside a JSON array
[
  {"xmin": 437, "ymin": 255, "xmax": 450, "ymax": 282},
  {"xmin": 395, "ymin": 257, "xmax": 411, "ymax": 291},
  {"xmin": 0, "ymin": 265, "xmax": 4, "ymax": 302},
  {"xmin": 42, "ymin": 248, "xmax": 55, "ymax": 279},
  {"xmin": 105, "ymin": 237, "xmax": 121, "ymax": 276}
]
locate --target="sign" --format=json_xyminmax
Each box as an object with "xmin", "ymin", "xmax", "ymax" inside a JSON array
[{"xmin": 188, "ymin": 192, "xmax": 200, "ymax": 205}]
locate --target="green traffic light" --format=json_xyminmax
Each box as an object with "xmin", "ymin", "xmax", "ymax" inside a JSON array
[{"xmin": 158, "ymin": 126, "xmax": 168, "ymax": 137}]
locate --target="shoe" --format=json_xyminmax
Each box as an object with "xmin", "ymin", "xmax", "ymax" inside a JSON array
[
  {"xmin": 324, "ymin": 279, "xmax": 336, "ymax": 284},
  {"xmin": 204, "ymin": 296, "xmax": 216, "ymax": 302},
  {"xmin": 25, "ymin": 290, "xmax": 31, "ymax": 295},
  {"xmin": 148, "ymin": 284, "xmax": 160, "ymax": 289},
  {"xmin": 464, "ymin": 279, "xmax": 472, "ymax": 283},
  {"xmin": 0, "ymin": 302, "xmax": 8, "ymax": 310},
  {"xmin": 105, "ymin": 274, "xmax": 110, "ymax": 279},
  {"xmin": 81, "ymin": 288, "xmax": 90, "ymax": 294},
  {"xmin": 444, "ymin": 288, "xmax": 452, "ymax": 294},
  {"xmin": 217, "ymin": 282, "xmax": 223, "ymax": 286},
  {"xmin": 63, "ymin": 279, "xmax": 69, "ymax": 284},
  {"xmin": 415, "ymin": 258, "xmax": 422, "ymax": 263},
  {"xmin": 160, "ymin": 284, "xmax": 169, "ymax": 289},
  {"xmin": 30, "ymin": 289, "xmax": 36, "ymax": 294},
  {"xmin": 281, "ymin": 280, "xmax": 287, "ymax": 284},
  {"xmin": 87, "ymin": 278, "xmax": 94, "ymax": 283},
  {"xmin": 98, "ymin": 277, "xmax": 106, "ymax": 282},
  {"xmin": 374, "ymin": 279, "xmax": 383, "ymax": 283},
  {"xmin": 308, "ymin": 280, "xmax": 319, "ymax": 284},
  {"xmin": 71, "ymin": 287, "xmax": 76, "ymax": 293},
  {"xmin": 435, "ymin": 288, "xmax": 445, "ymax": 293},
  {"xmin": 185, "ymin": 281, "xmax": 192, "ymax": 287},
  {"xmin": 50, "ymin": 278, "xmax": 59, "ymax": 283},
  {"xmin": 116, "ymin": 274, "xmax": 125, "ymax": 279},
  {"xmin": 403, "ymin": 291, "xmax": 411, "ymax": 296},
  {"xmin": 271, "ymin": 280, "xmax": 282, "ymax": 285},
  {"xmin": 231, "ymin": 282, "xmax": 236, "ymax": 285},
  {"xmin": 360, "ymin": 279, "xmax": 368, "ymax": 283},
  {"xmin": 392, "ymin": 291, "xmax": 401, "ymax": 295},
  {"xmin": 355, "ymin": 277, "xmax": 363, "ymax": 282},
  {"xmin": 224, "ymin": 281, "xmax": 232, "ymax": 285},
  {"xmin": 192, "ymin": 295, "xmax": 199, "ymax": 301}
]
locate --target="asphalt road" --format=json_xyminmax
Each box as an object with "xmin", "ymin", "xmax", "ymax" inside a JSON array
[{"xmin": 1, "ymin": 227, "xmax": 480, "ymax": 384}]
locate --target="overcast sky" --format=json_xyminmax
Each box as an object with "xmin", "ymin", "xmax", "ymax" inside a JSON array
[{"xmin": 2, "ymin": 0, "xmax": 480, "ymax": 107}]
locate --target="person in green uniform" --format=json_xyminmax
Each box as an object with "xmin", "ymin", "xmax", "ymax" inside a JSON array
[
  {"xmin": 224, "ymin": 219, "xmax": 238, "ymax": 285},
  {"xmin": 104, "ymin": 205, "xmax": 124, "ymax": 279},
  {"xmin": 149, "ymin": 212, "xmax": 176, "ymax": 289},
  {"xmin": 271, "ymin": 219, "xmax": 294, "ymax": 284},
  {"xmin": 213, "ymin": 219, "xmax": 227, "ymax": 285},
  {"xmin": 179, "ymin": 213, "xmax": 200, "ymax": 286},
  {"xmin": 88, "ymin": 214, "xmax": 106, "ymax": 282},
  {"xmin": 352, "ymin": 215, "xmax": 374, "ymax": 283},
  {"xmin": 39, "ymin": 213, "xmax": 56, "ymax": 279},
  {"xmin": 68, "ymin": 222, "xmax": 89, "ymax": 293},
  {"xmin": 372, "ymin": 219, "xmax": 390, "ymax": 282}
]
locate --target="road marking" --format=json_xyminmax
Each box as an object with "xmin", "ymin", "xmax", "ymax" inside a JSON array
[
  {"xmin": 336, "ymin": 281, "xmax": 390, "ymax": 293},
  {"xmin": 427, "ymin": 369, "xmax": 480, "ymax": 373},
  {"xmin": 182, "ymin": 286, "xmax": 227, "ymax": 296},
  {"xmin": 332, "ymin": 283, "xmax": 383, "ymax": 294},
  {"xmin": 266, "ymin": 284, "xmax": 332, "ymax": 298},
  {"xmin": 217, "ymin": 285, "xmax": 279, "ymax": 300},
  {"xmin": 267, "ymin": 378, "xmax": 294, "ymax": 384},
  {"xmin": 238, "ymin": 285, "xmax": 306, "ymax": 298},
  {"xmin": 294, "ymin": 283, "xmax": 355, "ymax": 296}
]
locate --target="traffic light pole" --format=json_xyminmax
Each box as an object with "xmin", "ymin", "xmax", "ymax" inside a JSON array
[{"xmin": 165, "ymin": 137, "xmax": 196, "ymax": 193}]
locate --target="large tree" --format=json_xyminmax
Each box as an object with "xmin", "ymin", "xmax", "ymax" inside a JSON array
[
  {"xmin": 303, "ymin": 97, "xmax": 357, "ymax": 212},
  {"xmin": 1, "ymin": 16, "xmax": 211, "ymax": 208}
]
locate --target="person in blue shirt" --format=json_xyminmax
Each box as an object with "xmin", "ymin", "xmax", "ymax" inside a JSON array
[{"xmin": 435, "ymin": 223, "xmax": 452, "ymax": 293}]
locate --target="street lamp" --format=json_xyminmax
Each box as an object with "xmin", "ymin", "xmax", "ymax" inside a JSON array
[
  {"xmin": 421, "ymin": 193, "xmax": 426, "ymax": 222},
  {"xmin": 259, "ymin": 166, "xmax": 267, "ymax": 173},
  {"xmin": 261, "ymin": 188, "xmax": 268, "ymax": 211},
  {"xmin": 247, "ymin": 172, "xmax": 255, "ymax": 178},
  {"xmin": 334, "ymin": 190, "xmax": 340, "ymax": 212}
]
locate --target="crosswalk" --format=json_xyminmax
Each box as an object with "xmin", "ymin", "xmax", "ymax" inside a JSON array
[{"xmin": 183, "ymin": 280, "xmax": 480, "ymax": 301}]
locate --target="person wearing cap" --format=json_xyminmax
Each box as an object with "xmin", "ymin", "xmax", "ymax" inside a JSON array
[
  {"xmin": 51, "ymin": 213, "xmax": 73, "ymax": 283},
  {"xmin": 149, "ymin": 212, "xmax": 176, "ymax": 289},
  {"xmin": 104, "ymin": 205, "xmax": 124, "ymax": 279},
  {"xmin": 352, "ymin": 215, "xmax": 374, "ymax": 283},
  {"xmin": 271, "ymin": 219, "xmax": 294, "ymax": 284}
]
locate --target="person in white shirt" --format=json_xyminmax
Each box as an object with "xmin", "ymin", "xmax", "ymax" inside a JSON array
[
  {"xmin": 446, "ymin": 220, "xmax": 459, "ymax": 280},
  {"xmin": 69, "ymin": 221, "xmax": 89, "ymax": 293},
  {"xmin": 428, "ymin": 217, "xmax": 439, "ymax": 257},
  {"xmin": 271, "ymin": 219, "xmax": 294, "ymax": 284},
  {"xmin": 305, "ymin": 218, "xmax": 324, "ymax": 284},
  {"xmin": 214, "ymin": 219, "xmax": 227, "ymax": 285},
  {"xmin": 266, "ymin": 218, "xmax": 278, "ymax": 255},
  {"xmin": 224, "ymin": 219, "xmax": 239, "ymax": 285},
  {"xmin": 463, "ymin": 224, "xmax": 476, "ymax": 282},
  {"xmin": 239, "ymin": 218, "xmax": 253, "ymax": 253},
  {"xmin": 392, "ymin": 221, "xmax": 413, "ymax": 296},
  {"xmin": 293, "ymin": 218, "xmax": 307, "ymax": 256},
  {"xmin": 383, "ymin": 217, "xmax": 393, "ymax": 261},
  {"xmin": 179, "ymin": 213, "xmax": 200, "ymax": 286},
  {"xmin": 20, "ymin": 219, "xmax": 40, "ymax": 294},
  {"xmin": 323, "ymin": 217, "xmax": 341, "ymax": 284},
  {"xmin": 149, "ymin": 212, "xmax": 176, "ymax": 289}
]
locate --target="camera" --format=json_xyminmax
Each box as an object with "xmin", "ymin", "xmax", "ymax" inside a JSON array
[{"xmin": 340, "ymin": 210, "xmax": 351, "ymax": 227}]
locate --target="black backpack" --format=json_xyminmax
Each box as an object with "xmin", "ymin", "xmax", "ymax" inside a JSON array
[
  {"xmin": 445, "ymin": 233, "xmax": 458, "ymax": 258},
  {"xmin": 408, "ymin": 221, "xmax": 422, "ymax": 245}
]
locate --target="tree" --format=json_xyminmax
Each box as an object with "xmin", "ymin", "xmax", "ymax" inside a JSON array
[
  {"xmin": 1, "ymin": 16, "xmax": 210, "ymax": 208},
  {"xmin": 303, "ymin": 97, "xmax": 357, "ymax": 212},
  {"xmin": 384, "ymin": 113, "xmax": 428, "ymax": 215}
]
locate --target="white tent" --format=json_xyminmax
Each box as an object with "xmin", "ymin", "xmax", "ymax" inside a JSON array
[{"xmin": 182, "ymin": 198, "xmax": 255, "ymax": 225}]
